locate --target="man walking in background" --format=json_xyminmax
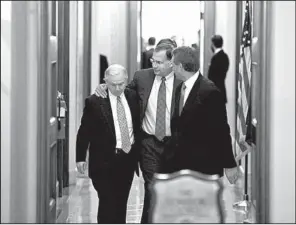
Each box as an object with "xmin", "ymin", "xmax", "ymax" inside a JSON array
[
  {"xmin": 142, "ymin": 37, "xmax": 156, "ymax": 69},
  {"xmin": 208, "ymin": 35, "xmax": 230, "ymax": 104}
]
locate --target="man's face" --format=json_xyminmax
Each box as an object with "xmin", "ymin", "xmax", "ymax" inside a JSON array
[
  {"xmin": 171, "ymin": 55, "xmax": 185, "ymax": 81},
  {"xmin": 105, "ymin": 73, "xmax": 127, "ymax": 96},
  {"xmin": 151, "ymin": 50, "xmax": 172, "ymax": 77}
]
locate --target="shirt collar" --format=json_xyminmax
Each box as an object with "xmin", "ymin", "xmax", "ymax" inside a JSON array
[
  {"xmin": 155, "ymin": 70, "xmax": 174, "ymax": 81},
  {"xmin": 184, "ymin": 70, "xmax": 200, "ymax": 91},
  {"xmin": 214, "ymin": 48, "xmax": 223, "ymax": 54}
]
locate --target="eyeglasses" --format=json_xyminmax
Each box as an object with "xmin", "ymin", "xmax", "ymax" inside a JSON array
[{"xmin": 150, "ymin": 58, "xmax": 166, "ymax": 65}]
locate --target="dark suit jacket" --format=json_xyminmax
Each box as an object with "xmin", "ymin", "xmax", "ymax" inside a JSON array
[
  {"xmin": 76, "ymin": 89, "xmax": 140, "ymax": 179},
  {"xmin": 127, "ymin": 68, "xmax": 183, "ymax": 124},
  {"xmin": 100, "ymin": 54, "xmax": 109, "ymax": 84},
  {"xmin": 141, "ymin": 48, "xmax": 154, "ymax": 69},
  {"xmin": 208, "ymin": 50, "xmax": 229, "ymax": 103},
  {"xmin": 162, "ymin": 74, "xmax": 237, "ymax": 177}
]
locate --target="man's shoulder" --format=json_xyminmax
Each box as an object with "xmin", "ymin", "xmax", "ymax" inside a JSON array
[
  {"xmin": 199, "ymin": 75, "xmax": 220, "ymax": 94},
  {"xmin": 134, "ymin": 68, "xmax": 154, "ymax": 77},
  {"xmin": 217, "ymin": 50, "xmax": 229, "ymax": 59},
  {"xmin": 86, "ymin": 94, "xmax": 104, "ymax": 104}
]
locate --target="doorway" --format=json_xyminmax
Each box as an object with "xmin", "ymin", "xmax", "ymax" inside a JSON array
[{"xmin": 140, "ymin": 1, "xmax": 202, "ymax": 70}]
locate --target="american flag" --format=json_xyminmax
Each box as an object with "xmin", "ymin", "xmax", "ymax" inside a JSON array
[{"xmin": 235, "ymin": 1, "xmax": 253, "ymax": 161}]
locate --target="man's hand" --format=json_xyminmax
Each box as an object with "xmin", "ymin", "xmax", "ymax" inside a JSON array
[
  {"xmin": 225, "ymin": 166, "xmax": 239, "ymax": 184},
  {"xmin": 95, "ymin": 84, "xmax": 108, "ymax": 98},
  {"xmin": 76, "ymin": 161, "xmax": 87, "ymax": 174}
]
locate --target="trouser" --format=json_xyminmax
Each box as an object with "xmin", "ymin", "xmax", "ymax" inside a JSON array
[
  {"xmin": 139, "ymin": 131, "xmax": 170, "ymax": 224},
  {"xmin": 91, "ymin": 148, "xmax": 135, "ymax": 224}
]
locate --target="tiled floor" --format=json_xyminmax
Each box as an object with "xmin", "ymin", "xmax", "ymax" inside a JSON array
[{"xmin": 56, "ymin": 170, "xmax": 256, "ymax": 223}]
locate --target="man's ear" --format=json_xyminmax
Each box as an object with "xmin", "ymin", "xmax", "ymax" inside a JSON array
[{"xmin": 179, "ymin": 63, "xmax": 183, "ymax": 70}]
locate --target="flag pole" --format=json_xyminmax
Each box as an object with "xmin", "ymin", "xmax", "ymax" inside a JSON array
[
  {"xmin": 243, "ymin": 154, "xmax": 249, "ymax": 201},
  {"xmin": 233, "ymin": 151, "xmax": 251, "ymax": 213},
  {"xmin": 232, "ymin": 146, "xmax": 255, "ymax": 224}
]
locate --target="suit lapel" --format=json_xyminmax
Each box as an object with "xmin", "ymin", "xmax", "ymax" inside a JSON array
[
  {"xmin": 181, "ymin": 73, "xmax": 203, "ymax": 115},
  {"xmin": 124, "ymin": 89, "xmax": 135, "ymax": 119},
  {"xmin": 171, "ymin": 75, "xmax": 183, "ymax": 117},
  {"xmin": 174, "ymin": 83, "xmax": 183, "ymax": 118},
  {"xmin": 142, "ymin": 71, "xmax": 155, "ymax": 116},
  {"xmin": 99, "ymin": 94, "xmax": 116, "ymax": 137}
]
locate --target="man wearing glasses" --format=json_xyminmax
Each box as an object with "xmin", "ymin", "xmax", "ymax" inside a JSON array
[{"xmin": 94, "ymin": 40, "xmax": 182, "ymax": 223}]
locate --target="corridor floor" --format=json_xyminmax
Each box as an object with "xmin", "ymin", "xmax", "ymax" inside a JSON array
[{"xmin": 56, "ymin": 171, "xmax": 254, "ymax": 223}]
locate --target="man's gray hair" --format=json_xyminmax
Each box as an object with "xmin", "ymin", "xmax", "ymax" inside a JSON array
[{"xmin": 104, "ymin": 64, "xmax": 128, "ymax": 79}]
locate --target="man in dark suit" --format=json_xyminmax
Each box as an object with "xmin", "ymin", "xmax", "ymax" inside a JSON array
[
  {"xmin": 76, "ymin": 64, "xmax": 140, "ymax": 223},
  {"xmin": 94, "ymin": 40, "xmax": 182, "ymax": 223},
  {"xmin": 161, "ymin": 46, "xmax": 238, "ymax": 183},
  {"xmin": 142, "ymin": 37, "xmax": 156, "ymax": 69},
  {"xmin": 208, "ymin": 35, "xmax": 229, "ymax": 104},
  {"xmin": 99, "ymin": 54, "xmax": 109, "ymax": 84}
]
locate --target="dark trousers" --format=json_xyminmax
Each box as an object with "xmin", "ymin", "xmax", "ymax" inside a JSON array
[
  {"xmin": 139, "ymin": 132, "xmax": 170, "ymax": 224},
  {"xmin": 91, "ymin": 149, "xmax": 135, "ymax": 224}
]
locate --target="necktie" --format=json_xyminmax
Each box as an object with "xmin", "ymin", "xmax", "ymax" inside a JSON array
[
  {"xmin": 155, "ymin": 77, "xmax": 166, "ymax": 141},
  {"xmin": 179, "ymin": 83, "xmax": 186, "ymax": 116},
  {"xmin": 117, "ymin": 96, "xmax": 131, "ymax": 153}
]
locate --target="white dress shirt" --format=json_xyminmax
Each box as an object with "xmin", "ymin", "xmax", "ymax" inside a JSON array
[
  {"xmin": 181, "ymin": 71, "xmax": 200, "ymax": 107},
  {"xmin": 214, "ymin": 48, "xmax": 223, "ymax": 55},
  {"xmin": 142, "ymin": 71, "xmax": 174, "ymax": 136},
  {"xmin": 108, "ymin": 90, "xmax": 134, "ymax": 148}
]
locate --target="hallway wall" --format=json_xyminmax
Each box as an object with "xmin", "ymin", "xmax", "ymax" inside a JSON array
[
  {"xmin": 214, "ymin": 1, "xmax": 237, "ymax": 142},
  {"xmin": 96, "ymin": 1, "xmax": 128, "ymax": 72},
  {"xmin": 268, "ymin": 1, "xmax": 295, "ymax": 222},
  {"xmin": 1, "ymin": 1, "xmax": 12, "ymax": 222},
  {"xmin": 1, "ymin": 1, "xmax": 39, "ymax": 222},
  {"xmin": 68, "ymin": 1, "xmax": 80, "ymax": 185}
]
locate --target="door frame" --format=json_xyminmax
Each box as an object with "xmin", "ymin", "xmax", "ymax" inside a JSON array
[
  {"xmin": 36, "ymin": 1, "xmax": 50, "ymax": 222},
  {"xmin": 36, "ymin": 1, "xmax": 58, "ymax": 223}
]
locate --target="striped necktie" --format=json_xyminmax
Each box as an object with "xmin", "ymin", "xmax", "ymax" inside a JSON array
[
  {"xmin": 117, "ymin": 96, "xmax": 131, "ymax": 153},
  {"xmin": 155, "ymin": 77, "xmax": 166, "ymax": 141}
]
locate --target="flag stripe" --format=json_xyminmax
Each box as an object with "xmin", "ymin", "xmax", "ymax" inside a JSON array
[
  {"xmin": 242, "ymin": 53, "xmax": 251, "ymax": 101},
  {"xmin": 235, "ymin": 0, "xmax": 253, "ymax": 158},
  {"xmin": 237, "ymin": 104, "xmax": 247, "ymax": 134}
]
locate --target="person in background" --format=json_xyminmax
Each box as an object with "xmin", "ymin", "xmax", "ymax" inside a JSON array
[
  {"xmin": 160, "ymin": 46, "xmax": 238, "ymax": 184},
  {"xmin": 208, "ymin": 34, "xmax": 230, "ymax": 104},
  {"xmin": 142, "ymin": 37, "xmax": 156, "ymax": 69},
  {"xmin": 94, "ymin": 40, "xmax": 182, "ymax": 223},
  {"xmin": 99, "ymin": 54, "xmax": 109, "ymax": 84},
  {"xmin": 76, "ymin": 64, "xmax": 140, "ymax": 223},
  {"xmin": 141, "ymin": 37, "xmax": 148, "ymax": 52}
]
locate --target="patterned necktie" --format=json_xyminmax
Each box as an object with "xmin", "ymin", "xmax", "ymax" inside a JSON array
[
  {"xmin": 179, "ymin": 83, "xmax": 186, "ymax": 116},
  {"xmin": 117, "ymin": 96, "xmax": 131, "ymax": 153},
  {"xmin": 155, "ymin": 77, "xmax": 166, "ymax": 141}
]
